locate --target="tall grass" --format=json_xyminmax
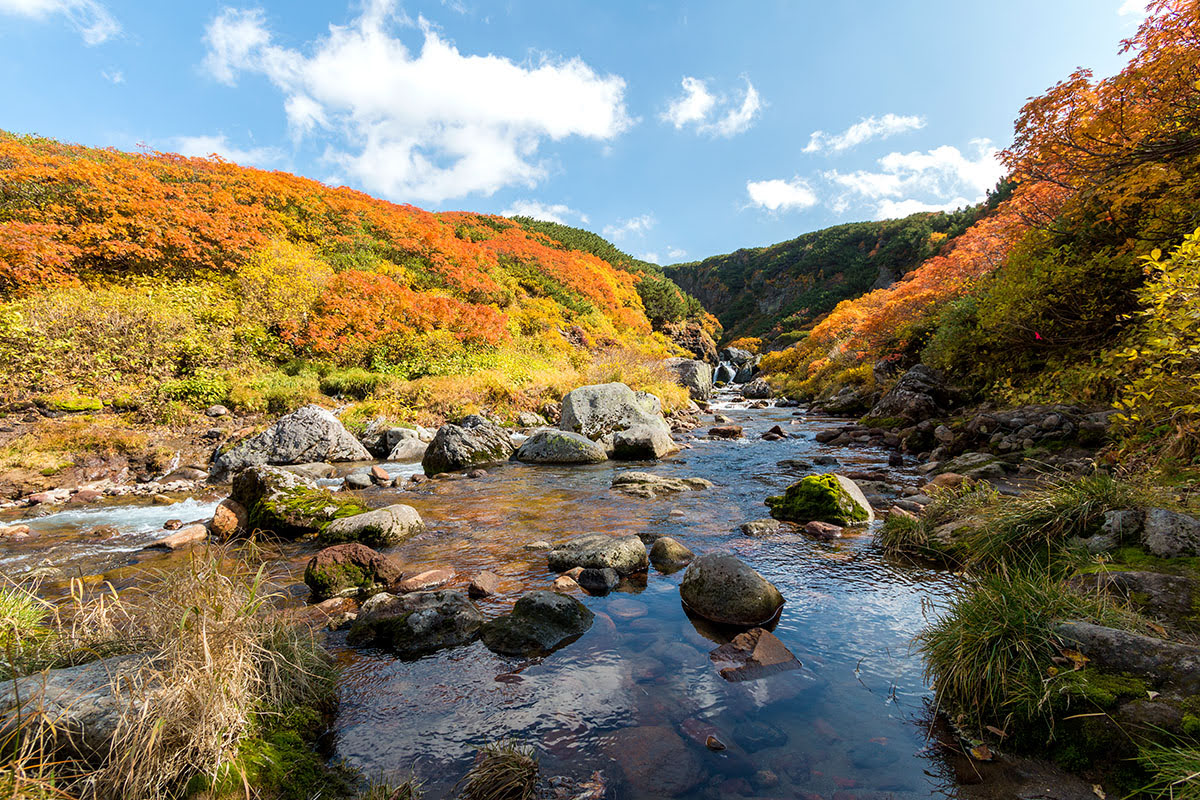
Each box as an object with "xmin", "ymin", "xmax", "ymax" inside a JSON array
[{"xmin": 1137, "ymin": 743, "xmax": 1200, "ymax": 800}]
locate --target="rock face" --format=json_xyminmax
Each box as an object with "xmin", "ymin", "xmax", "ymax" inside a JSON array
[
  {"xmin": 741, "ymin": 377, "xmax": 773, "ymax": 399},
  {"xmin": 547, "ymin": 534, "xmax": 648, "ymax": 575},
  {"xmin": 558, "ymin": 383, "xmax": 673, "ymax": 456},
  {"xmin": 650, "ymin": 536, "xmax": 695, "ymax": 572},
  {"xmin": 611, "ymin": 471, "xmax": 712, "ymax": 499},
  {"xmin": 304, "ymin": 543, "xmax": 404, "ymax": 600},
  {"xmin": 231, "ymin": 465, "xmax": 366, "ymax": 538},
  {"xmin": 709, "ymin": 627, "xmax": 802, "ymax": 682},
  {"xmin": 1141, "ymin": 508, "xmax": 1200, "ymax": 558},
  {"xmin": 422, "ymin": 415, "xmax": 516, "ymax": 476},
  {"xmin": 1054, "ymin": 621, "xmax": 1200, "ymax": 694},
  {"xmin": 602, "ymin": 725, "xmax": 703, "ymax": 797},
  {"xmin": 765, "ymin": 474, "xmax": 874, "ymax": 526},
  {"xmin": 347, "ymin": 590, "xmax": 484, "ymax": 657},
  {"xmin": 662, "ymin": 357, "xmax": 713, "ymax": 401},
  {"xmin": 679, "ymin": 552, "xmax": 785, "ymax": 626},
  {"xmin": 319, "ymin": 504, "xmax": 424, "ymax": 548},
  {"xmin": 664, "ymin": 321, "xmax": 719, "ymax": 364},
  {"xmin": 867, "ymin": 364, "xmax": 949, "ymax": 422},
  {"xmin": 481, "ymin": 590, "xmax": 595, "ymax": 656},
  {"xmin": 514, "ymin": 429, "xmax": 608, "ymax": 464},
  {"xmin": 211, "ymin": 404, "xmax": 371, "ymax": 481}
]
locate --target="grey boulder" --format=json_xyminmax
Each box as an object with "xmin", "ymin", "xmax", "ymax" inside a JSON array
[
  {"xmin": 559, "ymin": 382, "xmax": 673, "ymax": 456},
  {"xmin": 480, "ymin": 590, "xmax": 595, "ymax": 656},
  {"xmin": 680, "ymin": 552, "xmax": 785, "ymax": 626},
  {"xmin": 319, "ymin": 504, "xmax": 424, "ymax": 548},
  {"xmin": 211, "ymin": 405, "xmax": 371, "ymax": 481},
  {"xmin": 422, "ymin": 415, "xmax": 516, "ymax": 476},
  {"xmin": 547, "ymin": 533, "xmax": 648, "ymax": 575},
  {"xmin": 662, "ymin": 357, "xmax": 713, "ymax": 401},
  {"xmin": 1141, "ymin": 508, "xmax": 1200, "ymax": 558},
  {"xmin": 347, "ymin": 590, "xmax": 484, "ymax": 657},
  {"xmin": 514, "ymin": 429, "xmax": 608, "ymax": 464}
]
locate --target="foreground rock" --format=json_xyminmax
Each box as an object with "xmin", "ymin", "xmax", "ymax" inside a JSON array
[
  {"xmin": 1054, "ymin": 621, "xmax": 1200, "ymax": 694},
  {"xmin": 547, "ymin": 534, "xmax": 648, "ymax": 575},
  {"xmin": 422, "ymin": 415, "xmax": 516, "ymax": 476},
  {"xmin": 231, "ymin": 465, "xmax": 366, "ymax": 538},
  {"xmin": 662, "ymin": 357, "xmax": 713, "ymax": 401},
  {"xmin": 304, "ymin": 543, "xmax": 404, "ymax": 600},
  {"xmin": 347, "ymin": 590, "xmax": 484, "ymax": 657},
  {"xmin": 480, "ymin": 590, "xmax": 595, "ymax": 656},
  {"xmin": 611, "ymin": 423, "xmax": 677, "ymax": 460},
  {"xmin": 559, "ymin": 382, "xmax": 673, "ymax": 456},
  {"xmin": 211, "ymin": 404, "xmax": 371, "ymax": 481},
  {"xmin": 602, "ymin": 725, "xmax": 703, "ymax": 797},
  {"xmin": 318, "ymin": 504, "xmax": 424, "ymax": 548},
  {"xmin": 709, "ymin": 627, "xmax": 802, "ymax": 681},
  {"xmin": 649, "ymin": 536, "xmax": 694, "ymax": 572},
  {"xmin": 210, "ymin": 498, "xmax": 248, "ymax": 539},
  {"xmin": 1140, "ymin": 507, "xmax": 1200, "ymax": 558},
  {"xmin": 765, "ymin": 473, "xmax": 874, "ymax": 526},
  {"xmin": 680, "ymin": 552, "xmax": 785, "ymax": 626},
  {"xmin": 144, "ymin": 524, "xmax": 207, "ymax": 550},
  {"xmin": 611, "ymin": 471, "xmax": 712, "ymax": 499},
  {"xmin": 514, "ymin": 429, "xmax": 607, "ymax": 464}
]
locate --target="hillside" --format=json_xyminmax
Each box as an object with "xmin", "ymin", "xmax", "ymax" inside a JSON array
[{"xmin": 665, "ymin": 200, "xmax": 998, "ymax": 344}]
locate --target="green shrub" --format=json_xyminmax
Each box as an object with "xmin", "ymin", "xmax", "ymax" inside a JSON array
[
  {"xmin": 158, "ymin": 370, "xmax": 230, "ymax": 408},
  {"xmin": 227, "ymin": 371, "xmax": 322, "ymax": 415},
  {"xmin": 319, "ymin": 368, "xmax": 393, "ymax": 400}
]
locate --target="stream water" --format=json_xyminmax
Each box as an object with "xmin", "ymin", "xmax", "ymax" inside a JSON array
[{"xmin": 2, "ymin": 393, "xmax": 963, "ymax": 799}]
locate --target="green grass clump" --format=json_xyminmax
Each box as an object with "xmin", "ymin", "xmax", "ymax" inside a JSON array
[
  {"xmin": 0, "ymin": 586, "xmax": 50, "ymax": 669},
  {"xmin": 319, "ymin": 368, "xmax": 393, "ymax": 400},
  {"xmin": 1136, "ymin": 743, "xmax": 1200, "ymax": 800},
  {"xmin": 879, "ymin": 480, "xmax": 998, "ymax": 563},
  {"xmin": 455, "ymin": 740, "xmax": 539, "ymax": 800}
]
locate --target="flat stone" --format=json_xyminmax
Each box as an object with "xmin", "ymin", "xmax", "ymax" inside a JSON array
[
  {"xmin": 709, "ymin": 425, "xmax": 743, "ymax": 439},
  {"xmin": 547, "ymin": 534, "xmax": 648, "ymax": 575},
  {"xmin": 709, "ymin": 627, "xmax": 802, "ymax": 681},
  {"xmin": 145, "ymin": 524, "xmax": 207, "ymax": 550},
  {"xmin": 804, "ymin": 521, "xmax": 843, "ymax": 541},
  {"xmin": 397, "ymin": 568, "xmax": 455, "ymax": 593},
  {"xmin": 468, "ymin": 570, "xmax": 501, "ymax": 598}
]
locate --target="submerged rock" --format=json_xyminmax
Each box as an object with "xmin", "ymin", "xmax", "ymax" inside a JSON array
[
  {"xmin": 304, "ymin": 543, "xmax": 404, "ymax": 600},
  {"xmin": 611, "ymin": 471, "xmax": 712, "ymax": 499},
  {"xmin": 709, "ymin": 627, "xmax": 802, "ymax": 682},
  {"xmin": 480, "ymin": 590, "xmax": 595, "ymax": 656},
  {"xmin": 765, "ymin": 473, "xmax": 874, "ymax": 526},
  {"xmin": 318, "ymin": 504, "xmax": 425, "ymax": 548},
  {"xmin": 514, "ymin": 429, "xmax": 608, "ymax": 464},
  {"xmin": 679, "ymin": 552, "xmax": 785, "ymax": 626},
  {"xmin": 211, "ymin": 404, "xmax": 371, "ymax": 481},
  {"xmin": 422, "ymin": 415, "xmax": 516, "ymax": 476},
  {"xmin": 547, "ymin": 534, "xmax": 648, "ymax": 575},
  {"xmin": 739, "ymin": 518, "xmax": 797, "ymax": 537},
  {"xmin": 348, "ymin": 590, "xmax": 484, "ymax": 657},
  {"xmin": 602, "ymin": 725, "xmax": 703, "ymax": 797}
]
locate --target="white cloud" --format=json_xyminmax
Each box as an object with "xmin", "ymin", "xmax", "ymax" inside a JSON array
[
  {"xmin": 202, "ymin": 3, "xmax": 631, "ymax": 204},
  {"xmin": 825, "ymin": 139, "xmax": 1003, "ymax": 219},
  {"xmin": 603, "ymin": 214, "xmax": 655, "ymax": 241},
  {"xmin": 174, "ymin": 134, "xmax": 284, "ymax": 168},
  {"xmin": 662, "ymin": 76, "xmax": 762, "ymax": 137},
  {"xmin": 639, "ymin": 252, "xmax": 661, "ymax": 264},
  {"xmin": 502, "ymin": 199, "xmax": 587, "ymax": 225},
  {"xmin": 746, "ymin": 177, "xmax": 818, "ymax": 212},
  {"xmin": 666, "ymin": 246, "xmax": 687, "ymax": 260},
  {"xmin": 0, "ymin": 0, "xmax": 119, "ymax": 43},
  {"xmin": 101, "ymin": 68, "xmax": 123, "ymax": 84},
  {"xmin": 803, "ymin": 113, "xmax": 925, "ymax": 154},
  {"xmin": 1117, "ymin": 0, "xmax": 1146, "ymax": 14}
]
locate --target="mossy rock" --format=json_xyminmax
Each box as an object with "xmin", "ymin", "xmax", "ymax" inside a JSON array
[
  {"xmin": 765, "ymin": 473, "xmax": 873, "ymax": 526},
  {"xmin": 250, "ymin": 486, "xmax": 368, "ymax": 539},
  {"xmin": 45, "ymin": 393, "xmax": 103, "ymax": 412}
]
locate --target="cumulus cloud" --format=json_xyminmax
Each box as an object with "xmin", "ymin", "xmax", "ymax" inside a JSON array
[
  {"xmin": 502, "ymin": 199, "xmax": 587, "ymax": 225},
  {"xmin": 639, "ymin": 252, "xmax": 661, "ymax": 264},
  {"xmin": 666, "ymin": 246, "xmax": 687, "ymax": 260},
  {"xmin": 603, "ymin": 214, "xmax": 655, "ymax": 241},
  {"xmin": 825, "ymin": 139, "xmax": 1003, "ymax": 219},
  {"xmin": 0, "ymin": 0, "xmax": 119, "ymax": 44},
  {"xmin": 745, "ymin": 177, "xmax": 818, "ymax": 212},
  {"xmin": 201, "ymin": 3, "xmax": 632, "ymax": 205},
  {"xmin": 175, "ymin": 134, "xmax": 284, "ymax": 168},
  {"xmin": 803, "ymin": 113, "xmax": 925, "ymax": 154},
  {"xmin": 662, "ymin": 76, "xmax": 762, "ymax": 137}
]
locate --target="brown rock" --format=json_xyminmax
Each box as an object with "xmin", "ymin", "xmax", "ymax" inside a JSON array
[
  {"xmin": 929, "ymin": 472, "xmax": 965, "ymax": 489},
  {"xmin": 889, "ymin": 505, "xmax": 918, "ymax": 521},
  {"xmin": 210, "ymin": 498, "xmax": 249, "ymax": 540},
  {"xmin": 163, "ymin": 519, "xmax": 183, "ymax": 530},
  {"xmin": 370, "ymin": 465, "xmax": 391, "ymax": 486},
  {"xmin": 468, "ymin": 570, "xmax": 501, "ymax": 598},
  {"xmin": 304, "ymin": 543, "xmax": 404, "ymax": 600},
  {"xmin": 603, "ymin": 725, "xmax": 703, "ymax": 797},
  {"xmin": 397, "ymin": 568, "xmax": 455, "ymax": 593},
  {"xmin": 804, "ymin": 521, "xmax": 843, "ymax": 541},
  {"xmin": 151, "ymin": 494, "xmax": 174, "ymax": 506},
  {"xmin": 765, "ymin": 425, "xmax": 786, "ymax": 438},
  {"xmin": 564, "ymin": 566, "xmax": 585, "ymax": 580},
  {"xmin": 146, "ymin": 524, "xmax": 208, "ymax": 551},
  {"xmin": 0, "ymin": 524, "xmax": 32, "ymax": 541},
  {"xmin": 553, "ymin": 574, "xmax": 579, "ymax": 592},
  {"xmin": 69, "ymin": 489, "xmax": 103, "ymax": 504},
  {"xmin": 709, "ymin": 627, "xmax": 802, "ymax": 682},
  {"xmin": 708, "ymin": 425, "xmax": 744, "ymax": 439}
]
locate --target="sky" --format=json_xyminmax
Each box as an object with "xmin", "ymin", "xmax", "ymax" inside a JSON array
[{"xmin": 0, "ymin": 0, "xmax": 1151, "ymax": 264}]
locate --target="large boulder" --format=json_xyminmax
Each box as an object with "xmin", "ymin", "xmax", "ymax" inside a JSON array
[
  {"xmin": 765, "ymin": 474, "xmax": 874, "ymax": 526},
  {"xmin": 211, "ymin": 405, "xmax": 371, "ymax": 481},
  {"xmin": 480, "ymin": 591, "xmax": 595, "ymax": 656},
  {"xmin": 304, "ymin": 543, "xmax": 404, "ymax": 600},
  {"xmin": 347, "ymin": 590, "xmax": 484, "ymax": 657},
  {"xmin": 514, "ymin": 429, "xmax": 608, "ymax": 464},
  {"xmin": 662, "ymin": 358, "xmax": 713, "ymax": 401},
  {"xmin": 714, "ymin": 364, "xmax": 737, "ymax": 384},
  {"xmin": 318, "ymin": 504, "xmax": 425, "ymax": 548},
  {"xmin": 679, "ymin": 552, "xmax": 785, "ymax": 626},
  {"xmin": 740, "ymin": 377, "xmax": 772, "ymax": 399},
  {"xmin": 612, "ymin": 424, "xmax": 677, "ymax": 460},
  {"xmin": 1141, "ymin": 508, "xmax": 1200, "ymax": 558},
  {"xmin": 720, "ymin": 347, "xmax": 753, "ymax": 366},
  {"xmin": 422, "ymin": 415, "xmax": 516, "ymax": 476},
  {"xmin": 546, "ymin": 533, "xmax": 648, "ymax": 575},
  {"xmin": 867, "ymin": 364, "xmax": 949, "ymax": 422},
  {"xmin": 558, "ymin": 383, "xmax": 673, "ymax": 455},
  {"xmin": 1054, "ymin": 621, "xmax": 1200, "ymax": 695},
  {"xmin": 231, "ymin": 465, "xmax": 366, "ymax": 538}
]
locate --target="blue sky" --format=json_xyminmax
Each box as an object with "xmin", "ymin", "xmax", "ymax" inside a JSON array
[{"xmin": 0, "ymin": 0, "xmax": 1148, "ymax": 263}]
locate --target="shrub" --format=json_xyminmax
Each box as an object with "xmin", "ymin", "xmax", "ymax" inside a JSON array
[
  {"xmin": 319, "ymin": 368, "xmax": 393, "ymax": 400},
  {"xmin": 226, "ymin": 371, "xmax": 322, "ymax": 415},
  {"xmin": 157, "ymin": 370, "xmax": 230, "ymax": 408}
]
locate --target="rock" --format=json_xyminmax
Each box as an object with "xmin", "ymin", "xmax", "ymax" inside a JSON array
[
  {"xmin": 211, "ymin": 404, "xmax": 371, "ymax": 481},
  {"xmin": 1053, "ymin": 621, "xmax": 1200, "ymax": 694},
  {"xmin": 363, "ymin": 426, "xmax": 425, "ymax": 458},
  {"xmin": 721, "ymin": 347, "xmax": 752, "ymax": 365},
  {"xmin": 602, "ymin": 725, "xmax": 703, "ymax": 797},
  {"xmin": 558, "ymin": 382, "xmax": 672, "ymax": 453},
  {"xmin": 714, "ymin": 364, "xmax": 736, "ymax": 383},
  {"xmin": 343, "ymin": 473, "xmax": 372, "ymax": 490},
  {"xmin": 611, "ymin": 423, "xmax": 677, "ymax": 460},
  {"xmin": 867, "ymin": 364, "xmax": 949, "ymax": 422},
  {"xmin": 279, "ymin": 462, "xmax": 337, "ymax": 481},
  {"xmin": 369, "ymin": 465, "xmax": 391, "ymax": 486},
  {"xmin": 577, "ymin": 567, "xmax": 620, "ymax": 595},
  {"xmin": 664, "ymin": 321, "xmax": 719, "ymax": 364},
  {"xmin": 422, "ymin": 415, "xmax": 516, "ymax": 476},
  {"xmin": 210, "ymin": 498, "xmax": 248, "ymax": 539},
  {"xmin": 547, "ymin": 534, "xmax": 648, "ymax": 575},
  {"xmin": 151, "ymin": 494, "xmax": 174, "ymax": 506},
  {"xmin": 0, "ymin": 524, "xmax": 31, "ymax": 541},
  {"xmin": 1069, "ymin": 570, "xmax": 1199, "ymax": 626},
  {"xmin": 733, "ymin": 720, "xmax": 788, "ymax": 752},
  {"xmin": 319, "ymin": 504, "xmax": 425, "ymax": 548},
  {"xmin": 161, "ymin": 467, "xmax": 208, "ymax": 483},
  {"xmin": 940, "ymin": 452, "xmax": 998, "ymax": 475},
  {"xmin": 516, "ymin": 411, "xmax": 548, "ymax": 428},
  {"xmin": 552, "ymin": 575, "xmax": 579, "ymax": 592},
  {"xmin": 205, "ymin": 404, "xmax": 230, "ymax": 417},
  {"xmin": 524, "ymin": 540, "xmax": 552, "ymax": 551},
  {"xmin": 662, "ymin": 358, "xmax": 713, "ymax": 401},
  {"xmin": 397, "ymin": 568, "xmax": 455, "ymax": 593},
  {"xmin": 514, "ymin": 429, "xmax": 608, "ymax": 464},
  {"xmin": 231, "ymin": 465, "xmax": 368, "ymax": 538},
  {"xmin": 679, "ymin": 552, "xmax": 785, "ymax": 626},
  {"xmin": 347, "ymin": 590, "xmax": 484, "ymax": 656},
  {"xmin": 804, "ymin": 521, "xmax": 843, "ymax": 541},
  {"xmin": 708, "ymin": 425, "xmax": 743, "ymax": 439},
  {"xmin": 928, "ymin": 472, "xmax": 965, "ymax": 489},
  {"xmin": 739, "ymin": 519, "xmax": 796, "ymax": 537},
  {"xmin": 386, "ymin": 438, "xmax": 427, "ymax": 462},
  {"xmin": 1101, "ymin": 508, "xmax": 1144, "ymax": 542},
  {"xmin": 765, "ymin": 474, "xmax": 874, "ymax": 526},
  {"xmin": 812, "ymin": 455, "xmax": 839, "ymax": 466},
  {"xmin": 163, "ymin": 518, "xmax": 182, "ymax": 530},
  {"xmin": 610, "ymin": 471, "xmax": 712, "ymax": 499},
  {"xmin": 468, "ymin": 570, "xmax": 501, "ymax": 598},
  {"xmin": 709, "ymin": 627, "xmax": 802, "ymax": 681},
  {"xmin": 741, "ymin": 377, "xmax": 773, "ymax": 399},
  {"xmin": 650, "ymin": 536, "xmax": 695, "ymax": 572},
  {"xmin": 480, "ymin": 590, "xmax": 595, "ymax": 656},
  {"xmin": 145, "ymin": 524, "xmax": 207, "ymax": 550},
  {"xmin": 304, "ymin": 543, "xmax": 404, "ymax": 600},
  {"xmin": 1141, "ymin": 508, "xmax": 1200, "ymax": 558}
]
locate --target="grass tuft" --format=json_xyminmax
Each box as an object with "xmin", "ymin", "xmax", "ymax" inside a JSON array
[
  {"xmin": 1137, "ymin": 742, "xmax": 1200, "ymax": 800},
  {"xmin": 455, "ymin": 740, "xmax": 539, "ymax": 800}
]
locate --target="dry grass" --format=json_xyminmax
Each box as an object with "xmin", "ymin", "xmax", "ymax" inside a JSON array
[{"xmin": 455, "ymin": 741, "xmax": 539, "ymax": 800}]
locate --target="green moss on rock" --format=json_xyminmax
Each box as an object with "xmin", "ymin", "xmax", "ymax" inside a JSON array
[
  {"xmin": 249, "ymin": 486, "xmax": 368, "ymax": 539},
  {"xmin": 765, "ymin": 473, "xmax": 870, "ymax": 525}
]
